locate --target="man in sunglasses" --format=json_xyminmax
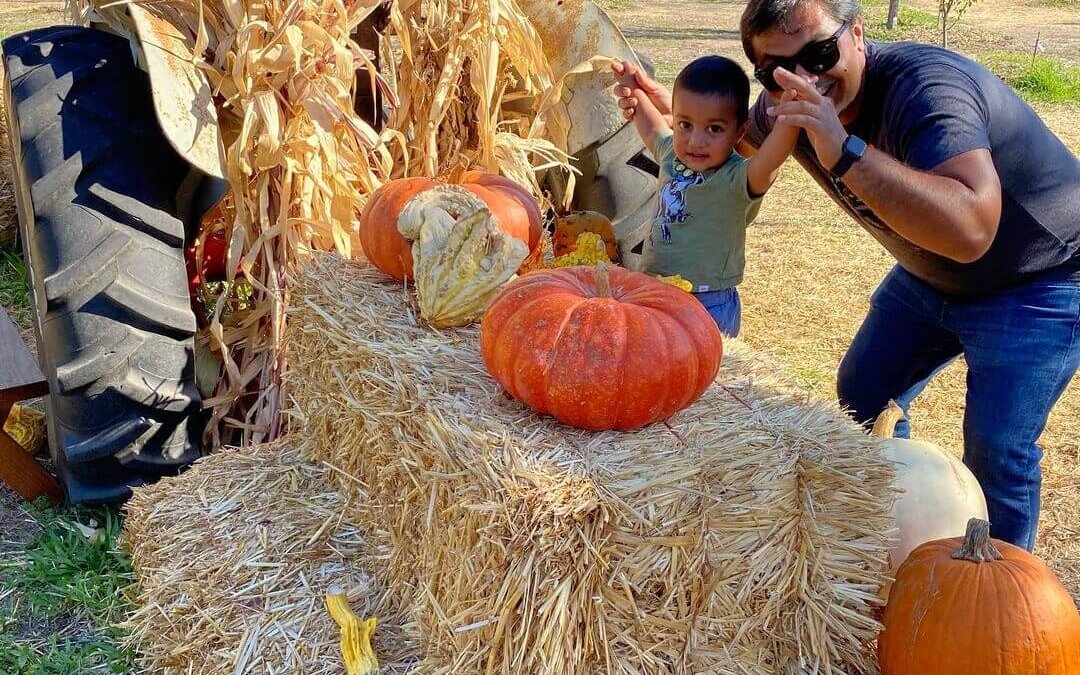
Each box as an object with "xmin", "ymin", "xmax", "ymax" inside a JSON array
[{"xmin": 613, "ymin": 0, "xmax": 1080, "ymax": 554}]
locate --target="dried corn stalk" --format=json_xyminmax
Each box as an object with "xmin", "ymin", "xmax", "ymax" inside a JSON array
[
  {"xmin": 385, "ymin": 0, "xmax": 580, "ymax": 200},
  {"xmin": 75, "ymin": 0, "xmax": 399, "ymax": 446}
]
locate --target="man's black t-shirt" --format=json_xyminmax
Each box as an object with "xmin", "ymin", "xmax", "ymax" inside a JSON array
[{"xmin": 747, "ymin": 40, "xmax": 1080, "ymax": 297}]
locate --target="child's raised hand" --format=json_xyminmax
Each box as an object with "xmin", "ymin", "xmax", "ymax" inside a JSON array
[
  {"xmin": 772, "ymin": 88, "xmax": 802, "ymax": 137},
  {"xmin": 611, "ymin": 60, "xmax": 642, "ymax": 120},
  {"xmin": 611, "ymin": 60, "xmax": 639, "ymax": 89}
]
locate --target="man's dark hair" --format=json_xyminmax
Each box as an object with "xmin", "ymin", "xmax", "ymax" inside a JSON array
[
  {"xmin": 673, "ymin": 55, "xmax": 751, "ymax": 125},
  {"xmin": 740, "ymin": 0, "xmax": 862, "ymax": 63}
]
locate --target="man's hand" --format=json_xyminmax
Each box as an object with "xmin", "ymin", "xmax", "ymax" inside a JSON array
[
  {"xmin": 611, "ymin": 60, "xmax": 673, "ymax": 123},
  {"xmin": 765, "ymin": 67, "xmax": 848, "ymax": 170}
]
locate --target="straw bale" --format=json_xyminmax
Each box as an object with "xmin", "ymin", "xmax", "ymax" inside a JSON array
[
  {"xmin": 285, "ymin": 253, "xmax": 898, "ymax": 674},
  {"xmin": 121, "ymin": 441, "xmax": 422, "ymax": 674}
]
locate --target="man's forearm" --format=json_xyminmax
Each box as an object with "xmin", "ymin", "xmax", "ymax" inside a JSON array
[{"xmin": 841, "ymin": 148, "xmax": 1000, "ymax": 263}]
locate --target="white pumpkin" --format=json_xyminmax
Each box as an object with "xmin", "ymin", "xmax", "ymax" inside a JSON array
[{"xmin": 873, "ymin": 401, "xmax": 988, "ymax": 598}]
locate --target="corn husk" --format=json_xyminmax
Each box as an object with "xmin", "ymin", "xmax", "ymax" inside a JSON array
[
  {"xmin": 385, "ymin": 0, "xmax": 579, "ymax": 198},
  {"xmin": 284, "ymin": 253, "xmax": 898, "ymax": 674}
]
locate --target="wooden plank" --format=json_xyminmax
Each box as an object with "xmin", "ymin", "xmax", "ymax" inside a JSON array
[
  {"xmin": 0, "ymin": 306, "xmax": 44, "ymax": 392},
  {"xmin": 0, "ymin": 306, "xmax": 59, "ymax": 503},
  {"xmin": 0, "ymin": 402, "xmax": 61, "ymax": 504}
]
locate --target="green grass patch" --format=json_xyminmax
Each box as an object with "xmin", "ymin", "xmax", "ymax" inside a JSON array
[
  {"xmin": 0, "ymin": 502, "xmax": 135, "ymax": 675},
  {"xmin": 980, "ymin": 53, "xmax": 1080, "ymax": 104},
  {"xmin": 862, "ymin": 2, "xmax": 1000, "ymax": 50},
  {"xmin": 0, "ymin": 633, "xmax": 134, "ymax": 675},
  {"xmin": 1037, "ymin": 0, "xmax": 1078, "ymax": 6},
  {"xmin": 788, "ymin": 362, "xmax": 835, "ymax": 398},
  {"xmin": 891, "ymin": 6, "xmax": 940, "ymax": 30},
  {"xmin": 0, "ymin": 247, "xmax": 32, "ymax": 330},
  {"xmin": 2, "ymin": 504, "xmax": 133, "ymax": 623}
]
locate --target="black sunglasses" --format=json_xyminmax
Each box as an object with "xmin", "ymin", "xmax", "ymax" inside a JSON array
[{"xmin": 754, "ymin": 22, "xmax": 850, "ymax": 93}]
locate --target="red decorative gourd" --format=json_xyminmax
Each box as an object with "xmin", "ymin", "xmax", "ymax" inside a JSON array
[
  {"xmin": 879, "ymin": 518, "xmax": 1080, "ymax": 675},
  {"xmin": 480, "ymin": 264, "xmax": 722, "ymax": 431},
  {"xmin": 359, "ymin": 172, "xmax": 542, "ymax": 281}
]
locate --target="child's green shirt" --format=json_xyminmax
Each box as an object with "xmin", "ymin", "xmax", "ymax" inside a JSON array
[{"xmin": 642, "ymin": 129, "xmax": 763, "ymax": 291}]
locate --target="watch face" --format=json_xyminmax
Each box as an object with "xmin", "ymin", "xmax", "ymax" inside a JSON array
[{"xmin": 845, "ymin": 135, "xmax": 868, "ymax": 157}]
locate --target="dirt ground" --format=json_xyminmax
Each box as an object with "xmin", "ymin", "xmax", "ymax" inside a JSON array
[
  {"xmin": 0, "ymin": 0, "xmax": 1077, "ymax": 642},
  {"xmin": 908, "ymin": 0, "xmax": 1080, "ymax": 65}
]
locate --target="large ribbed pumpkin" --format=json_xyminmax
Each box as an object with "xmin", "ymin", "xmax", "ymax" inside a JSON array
[
  {"xmin": 480, "ymin": 264, "xmax": 722, "ymax": 431},
  {"xmin": 359, "ymin": 171, "xmax": 542, "ymax": 281},
  {"xmin": 879, "ymin": 518, "xmax": 1080, "ymax": 675}
]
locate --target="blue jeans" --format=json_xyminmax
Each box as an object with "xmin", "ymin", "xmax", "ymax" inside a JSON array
[
  {"xmin": 695, "ymin": 287, "xmax": 741, "ymax": 337},
  {"xmin": 837, "ymin": 265, "xmax": 1080, "ymax": 550}
]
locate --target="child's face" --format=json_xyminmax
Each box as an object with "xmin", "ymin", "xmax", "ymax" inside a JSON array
[{"xmin": 671, "ymin": 89, "xmax": 744, "ymax": 172}]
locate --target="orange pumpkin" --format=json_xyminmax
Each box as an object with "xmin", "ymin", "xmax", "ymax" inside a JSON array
[
  {"xmin": 879, "ymin": 518, "xmax": 1080, "ymax": 675},
  {"xmin": 480, "ymin": 264, "xmax": 722, "ymax": 431},
  {"xmin": 553, "ymin": 211, "xmax": 619, "ymax": 262},
  {"xmin": 358, "ymin": 172, "xmax": 542, "ymax": 281}
]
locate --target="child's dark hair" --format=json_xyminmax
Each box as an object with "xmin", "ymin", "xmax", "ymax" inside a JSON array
[{"xmin": 674, "ymin": 55, "xmax": 750, "ymax": 124}]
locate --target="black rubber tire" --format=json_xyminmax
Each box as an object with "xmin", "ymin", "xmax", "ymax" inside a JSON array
[{"xmin": 3, "ymin": 26, "xmax": 203, "ymax": 504}]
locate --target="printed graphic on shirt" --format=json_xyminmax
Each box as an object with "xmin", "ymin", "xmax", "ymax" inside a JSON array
[
  {"xmin": 655, "ymin": 156, "xmax": 705, "ymax": 244},
  {"xmin": 827, "ymin": 173, "xmax": 888, "ymax": 230}
]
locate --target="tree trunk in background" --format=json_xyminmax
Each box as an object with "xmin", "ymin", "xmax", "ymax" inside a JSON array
[
  {"xmin": 887, "ymin": 0, "xmax": 901, "ymax": 29},
  {"xmin": 940, "ymin": 2, "xmax": 949, "ymax": 48}
]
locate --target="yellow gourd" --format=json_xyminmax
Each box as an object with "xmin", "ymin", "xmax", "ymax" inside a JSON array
[
  {"xmin": 656, "ymin": 274, "xmax": 693, "ymax": 292},
  {"xmin": 2, "ymin": 404, "xmax": 46, "ymax": 454},
  {"xmin": 553, "ymin": 211, "xmax": 619, "ymax": 262},
  {"xmin": 325, "ymin": 586, "xmax": 379, "ymax": 675},
  {"xmin": 552, "ymin": 232, "xmax": 611, "ymax": 267}
]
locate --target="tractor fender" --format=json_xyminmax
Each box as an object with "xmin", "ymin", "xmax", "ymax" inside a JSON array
[
  {"xmin": 127, "ymin": 5, "xmax": 225, "ymax": 180},
  {"xmin": 517, "ymin": 0, "xmax": 643, "ymax": 155}
]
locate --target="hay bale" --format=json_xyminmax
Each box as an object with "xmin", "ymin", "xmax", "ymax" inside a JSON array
[
  {"xmin": 121, "ymin": 442, "xmax": 421, "ymax": 674},
  {"xmin": 286, "ymin": 253, "xmax": 897, "ymax": 674}
]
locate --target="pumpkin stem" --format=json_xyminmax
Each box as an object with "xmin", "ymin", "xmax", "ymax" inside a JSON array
[
  {"xmin": 870, "ymin": 400, "xmax": 906, "ymax": 439},
  {"xmin": 594, "ymin": 262, "xmax": 613, "ymax": 298},
  {"xmin": 952, "ymin": 518, "xmax": 1004, "ymax": 563}
]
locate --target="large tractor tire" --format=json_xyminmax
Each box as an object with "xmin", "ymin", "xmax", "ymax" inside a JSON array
[{"xmin": 3, "ymin": 26, "xmax": 204, "ymax": 504}]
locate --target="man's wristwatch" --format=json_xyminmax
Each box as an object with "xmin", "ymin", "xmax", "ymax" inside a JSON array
[{"xmin": 830, "ymin": 135, "xmax": 867, "ymax": 179}]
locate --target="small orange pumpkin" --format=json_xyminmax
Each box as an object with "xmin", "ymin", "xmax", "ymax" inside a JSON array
[
  {"xmin": 480, "ymin": 263, "xmax": 722, "ymax": 431},
  {"xmin": 358, "ymin": 171, "xmax": 542, "ymax": 281},
  {"xmin": 553, "ymin": 211, "xmax": 619, "ymax": 263},
  {"xmin": 358, "ymin": 176, "xmax": 436, "ymax": 281},
  {"xmin": 879, "ymin": 518, "xmax": 1080, "ymax": 675}
]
